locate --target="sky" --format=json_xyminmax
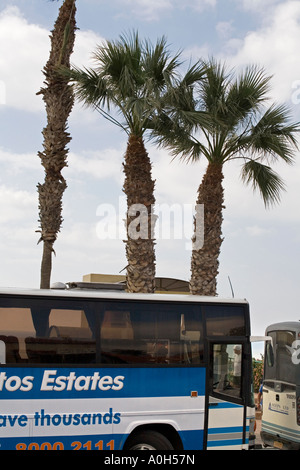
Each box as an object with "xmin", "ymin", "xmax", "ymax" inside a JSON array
[{"xmin": 0, "ymin": 0, "xmax": 300, "ymax": 356}]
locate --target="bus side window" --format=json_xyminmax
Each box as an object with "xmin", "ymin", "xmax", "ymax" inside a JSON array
[
  {"xmin": 99, "ymin": 303, "xmax": 204, "ymax": 365},
  {"xmin": 181, "ymin": 313, "xmax": 203, "ymax": 364},
  {"xmin": 0, "ymin": 308, "xmax": 35, "ymax": 362},
  {"xmin": 101, "ymin": 311, "xmax": 133, "ymax": 339},
  {"xmin": 0, "ymin": 340, "xmax": 5, "ymax": 364},
  {"xmin": 100, "ymin": 310, "xmax": 149, "ymax": 364},
  {"xmin": 25, "ymin": 308, "xmax": 96, "ymax": 365}
]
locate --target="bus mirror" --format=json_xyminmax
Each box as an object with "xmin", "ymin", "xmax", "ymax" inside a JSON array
[
  {"xmin": 0, "ymin": 340, "xmax": 6, "ymax": 364},
  {"xmin": 250, "ymin": 335, "xmax": 273, "ymax": 346}
]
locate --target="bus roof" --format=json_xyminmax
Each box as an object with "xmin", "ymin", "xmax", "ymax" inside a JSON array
[
  {"xmin": 0, "ymin": 286, "xmax": 248, "ymax": 305},
  {"xmin": 266, "ymin": 321, "xmax": 300, "ymax": 333}
]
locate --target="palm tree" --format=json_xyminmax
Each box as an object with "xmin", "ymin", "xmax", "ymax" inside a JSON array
[
  {"xmin": 154, "ymin": 60, "xmax": 299, "ymax": 296},
  {"xmin": 37, "ymin": 0, "xmax": 76, "ymax": 289},
  {"xmin": 65, "ymin": 32, "xmax": 205, "ymax": 293}
]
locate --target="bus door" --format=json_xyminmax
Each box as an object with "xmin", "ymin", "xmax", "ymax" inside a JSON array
[{"xmin": 206, "ymin": 342, "xmax": 247, "ymax": 450}]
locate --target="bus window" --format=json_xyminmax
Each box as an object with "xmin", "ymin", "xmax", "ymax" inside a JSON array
[
  {"xmin": 101, "ymin": 311, "xmax": 134, "ymax": 340},
  {"xmin": 264, "ymin": 331, "xmax": 276, "ymax": 379},
  {"xmin": 26, "ymin": 308, "xmax": 96, "ymax": 364},
  {"xmin": 0, "ymin": 300, "xmax": 204, "ymax": 366},
  {"xmin": 276, "ymin": 330, "xmax": 296, "ymax": 384},
  {"xmin": 0, "ymin": 307, "xmax": 35, "ymax": 362},
  {"xmin": 0, "ymin": 340, "xmax": 5, "ymax": 364},
  {"xmin": 100, "ymin": 302, "xmax": 204, "ymax": 365},
  {"xmin": 206, "ymin": 305, "xmax": 246, "ymax": 336},
  {"xmin": 0, "ymin": 305, "xmax": 96, "ymax": 364},
  {"xmin": 212, "ymin": 344, "xmax": 243, "ymax": 399}
]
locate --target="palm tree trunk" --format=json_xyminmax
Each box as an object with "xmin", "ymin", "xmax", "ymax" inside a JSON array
[
  {"xmin": 37, "ymin": 0, "xmax": 76, "ymax": 289},
  {"xmin": 190, "ymin": 162, "xmax": 224, "ymax": 296},
  {"xmin": 123, "ymin": 134, "xmax": 156, "ymax": 293},
  {"xmin": 38, "ymin": 177, "xmax": 67, "ymax": 289},
  {"xmin": 40, "ymin": 240, "xmax": 54, "ymax": 290}
]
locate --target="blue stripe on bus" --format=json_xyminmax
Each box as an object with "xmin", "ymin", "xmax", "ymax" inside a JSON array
[
  {"xmin": 208, "ymin": 426, "xmax": 245, "ymax": 434},
  {"xmin": 178, "ymin": 429, "xmax": 204, "ymax": 450},
  {"xmin": 207, "ymin": 425, "xmax": 248, "ymax": 448},
  {"xmin": 262, "ymin": 420, "xmax": 300, "ymax": 441},
  {"xmin": 207, "ymin": 439, "xmax": 244, "ymax": 448},
  {"xmin": 0, "ymin": 367, "xmax": 206, "ymax": 399}
]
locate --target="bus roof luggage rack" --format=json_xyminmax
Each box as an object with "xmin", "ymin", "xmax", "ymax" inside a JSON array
[{"xmin": 66, "ymin": 281, "xmax": 126, "ymax": 291}]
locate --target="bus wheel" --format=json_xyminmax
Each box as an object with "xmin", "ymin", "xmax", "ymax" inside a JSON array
[{"xmin": 126, "ymin": 430, "xmax": 174, "ymax": 450}]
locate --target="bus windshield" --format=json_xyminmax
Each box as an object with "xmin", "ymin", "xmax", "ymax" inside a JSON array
[{"xmin": 265, "ymin": 329, "xmax": 297, "ymax": 384}]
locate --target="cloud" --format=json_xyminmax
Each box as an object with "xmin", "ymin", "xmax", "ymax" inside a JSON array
[
  {"xmin": 222, "ymin": 155, "xmax": 300, "ymax": 225},
  {"xmin": 150, "ymin": 145, "xmax": 203, "ymax": 204},
  {"xmin": 66, "ymin": 148, "xmax": 123, "ymax": 183},
  {"xmin": 117, "ymin": 0, "xmax": 172, "ymax": 20},
  {"xmin": 245, "ymin": 225, "xmax": 273, "ymax": 237},
  {"xmin": 216, "ymin": 21, "xmax": 234, "ymax": 39},
  {"xmin": 0, "ymin": 147, "xmax": 40, "ymax": 173},
  {"xmin": 0, "ymin": 6, "xmax": 103, "ymax": 113},
  {"xmin": 222, "ymin": 1, "xmax": 300, "ymax": 105},
  {"xmin": 179, "ymin": 0, "xmax": 217, "ymax": 11},
  {"xmin": 236, "ymin": 0, "xmax": 282, "ymax": 13},
  {"xmin": 72, "ymin": 29, "xmax": 105, "ymax": 68},
  {"xmin": 0, "ymin": 185, "xmax": 37, "ymax": 224},
  {"xmin": 113, "ymin": 0, "xmax": 215, "ymax": 21},
  {"xmin": 0, "ymin": 6, "xmax": 48, "ymax": 111}
]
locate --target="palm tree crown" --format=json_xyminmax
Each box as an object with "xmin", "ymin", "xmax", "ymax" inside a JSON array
[
  {"xmin": 65, "ymin": 32, "xmax": 205, "ymax": 292},
  {"xmin": 158, "ymin": 60, "xmax": 299, "ymax": 205},
  {"xmin": 68, "ymin": 32, "xmax": 182, "ymax": 135},
  {"xmin": 154, "ymin": 59, "xmax": 299, "ymax": 295}
]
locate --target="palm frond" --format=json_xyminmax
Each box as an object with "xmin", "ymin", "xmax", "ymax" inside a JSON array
[
  {"xmin": 142, "ymin": 35, "xmax": 182, "ymax": 89},
  {"xmin": 241, "ymin": 159, "xmax": 285, "ymax": 207},
  {"xmin": 224, "ymin": 66, "xmax": 271, "ymax": 129},
  {"xmin": 181, "ymin": 61, "xmax": 207, "ymax": 87},
  {"xmin": 61, "ymin": 65, "xmax": 129, "ymax": 130},
  {"xmin": 149, "ymin": 61, "xmax": 209, "ymax": 151},
  {"xmin": 199, "ymin": 58, "xmax": 231, "ymax": 117},
  {"xmin": 92, "ymin": 32, "xmax": 143, "ymax": 99},
  {"xmin": 151, "ymin": 108, "xmax": 209, "ymax": 162},
  {"xmin": 249, "ymin": 104, "xmax": 300, "ymax": 164}
]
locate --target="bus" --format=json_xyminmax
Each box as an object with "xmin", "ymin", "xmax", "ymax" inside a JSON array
[
  {"xmin": 262, "ymin": 322, "xmax": 300, "ymax": 450},
  {"xmin": 0, "ymin": 284, "xmax": 255, "ymax": 451}
]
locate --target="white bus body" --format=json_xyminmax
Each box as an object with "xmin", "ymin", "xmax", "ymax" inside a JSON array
[
  {"xmin": 262, "ymin": 322, "xmax": 300, "ymax": 450},
  {"xmin": 0, "ymin": 287, "xmax": 255, "ymax": 450}
]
